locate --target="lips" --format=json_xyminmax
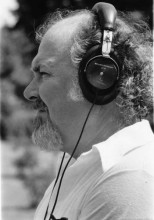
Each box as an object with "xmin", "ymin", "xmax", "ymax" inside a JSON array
[{"xmin": 36, "ymin": 108, "xmax": 48, "ymax": 121}]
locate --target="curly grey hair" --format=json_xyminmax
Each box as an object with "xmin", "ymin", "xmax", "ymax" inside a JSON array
[{"xmin": 36, "ymin": 9, "xmax": 153, "ymax": 127}]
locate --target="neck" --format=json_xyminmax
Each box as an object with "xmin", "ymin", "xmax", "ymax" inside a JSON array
[{"xmin": 64, "ymin": 102, "xmax": 123, "ymax": 159}]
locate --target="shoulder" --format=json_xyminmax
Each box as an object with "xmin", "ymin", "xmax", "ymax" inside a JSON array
[
  {"xmin": 79, "ymin": 163, "xmax": 154, "ymax": 220},
  {"xmin": 79, "ymin": 142, "xmax": 154, "ymax": 220}
]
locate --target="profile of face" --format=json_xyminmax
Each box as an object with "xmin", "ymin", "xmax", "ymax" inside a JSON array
[{"xmin": 24, "ymin": 20, "xmax": 90, "ymax": 153}]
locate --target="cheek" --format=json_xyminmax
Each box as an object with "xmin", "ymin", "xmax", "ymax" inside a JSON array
[
  {"xmin": 39, "ymin": 78, "xmax": 75, "ymax": 121},
  {"xmin": 39, "ymin": 78, "xmax": 68, "ymax": 106},
  {"xmin": 39, "ymin": 78, "xmax": 87, "ymax": 127}
]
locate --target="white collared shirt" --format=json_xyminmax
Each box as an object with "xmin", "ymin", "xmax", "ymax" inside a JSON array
[{"xmin": 34, "ymin": 120, "xmax": 154, "ymax": 220}]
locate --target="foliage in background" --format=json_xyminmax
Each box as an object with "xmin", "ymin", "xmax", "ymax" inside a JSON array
[
  {"xmin": 0, "ymin": 0, "xmax": 152, "ymax": 207},
  {"xmin": 0, "ymin": 27, "xmax": 34, "ymax": 141},
  {"xmin": 14, "ymin": 145, "xmax": 58, "ymax": 207}
]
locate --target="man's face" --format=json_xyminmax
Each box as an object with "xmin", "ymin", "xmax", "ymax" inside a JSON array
[{"xmin": 24, "ymin": 23, "xmax": 89, "ymax": 153}]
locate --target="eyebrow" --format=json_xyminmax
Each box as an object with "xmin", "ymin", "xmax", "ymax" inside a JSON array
[
  {"xmin": 31, "ymin": 60, "xmax": 55, "ymax": 73},
  {"xmin": 30, "ymin": 59, "xmax": 40, "ymax": 73}
]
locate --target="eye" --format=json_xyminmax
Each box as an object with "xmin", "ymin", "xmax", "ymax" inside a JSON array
[{"xmin": 40, "ymin": 71, "xmax": 50, "ymax": 79}]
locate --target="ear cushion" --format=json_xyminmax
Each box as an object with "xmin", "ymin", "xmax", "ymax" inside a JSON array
[{"xmin": 78, "ymin": 45, "xmax": 119, "ymax": 105}]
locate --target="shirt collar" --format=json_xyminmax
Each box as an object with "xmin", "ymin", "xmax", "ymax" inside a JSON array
[{"xmin": 93, "ymin": 120, "xmax": 154, "ymax": 172}]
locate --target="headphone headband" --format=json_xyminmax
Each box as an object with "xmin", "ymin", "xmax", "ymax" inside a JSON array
[{"xmin": 92, "ymin": 3, "xmax": 117, "ymax": 31}]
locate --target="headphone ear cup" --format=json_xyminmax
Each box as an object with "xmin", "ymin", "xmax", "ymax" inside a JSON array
[
  {"xmin": 78, "ymin": 46, "xmax": 119, "ymax": 105},
  {"xmin": 86, "ymin": 56, "xmax": 119, "ymax": 90}
]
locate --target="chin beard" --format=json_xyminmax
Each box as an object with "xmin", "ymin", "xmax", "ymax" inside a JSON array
[{"xmin": 32, "ymin": 112, "xmax": 63, "ymax": 152}]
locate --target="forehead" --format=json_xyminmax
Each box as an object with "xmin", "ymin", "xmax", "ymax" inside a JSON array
[
  {"xmin": 32, "ymin": 20, "xmax": 76, "ymax": 69},
  {"xmin": 32, "ymin": 13, "xmax": 91, "ymax": 69}
]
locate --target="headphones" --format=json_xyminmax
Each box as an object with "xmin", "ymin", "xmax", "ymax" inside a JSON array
[{"xmin": 78, "ymin": 2, "xmax": 119, "ymax": 105}]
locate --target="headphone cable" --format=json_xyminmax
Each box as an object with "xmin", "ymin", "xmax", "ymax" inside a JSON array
[
  {"xmin": 49, "ymin": 99, "xmax": 96, "ymax": 219},
  {"xmin": 44, "ymin": 152, "xmax": 66, "ymax": 220}
]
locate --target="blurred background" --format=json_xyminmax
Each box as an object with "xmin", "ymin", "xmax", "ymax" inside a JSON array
[{"xmin": 0, "ymin": 0, "xmax": 153, "ymax": 219}]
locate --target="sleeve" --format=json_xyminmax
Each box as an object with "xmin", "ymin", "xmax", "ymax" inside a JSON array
[{"xmin": 79, "ymin": 170, "xmax": 154, "ymax": 220}]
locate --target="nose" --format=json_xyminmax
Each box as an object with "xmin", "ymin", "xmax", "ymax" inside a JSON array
[{"xmin": 24, "ymin": 79, "xmax": 39, "ymax": 102}]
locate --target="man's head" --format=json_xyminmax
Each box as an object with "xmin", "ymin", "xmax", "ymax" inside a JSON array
[{"xmin": 24, "ymin": 7, "xmax": 153, "ymax": 156}]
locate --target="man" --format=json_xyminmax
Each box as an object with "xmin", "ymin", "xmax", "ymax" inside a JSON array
[{"xmin": 24, "ymin": 2, "xmax": 154, "ymax": 220}]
